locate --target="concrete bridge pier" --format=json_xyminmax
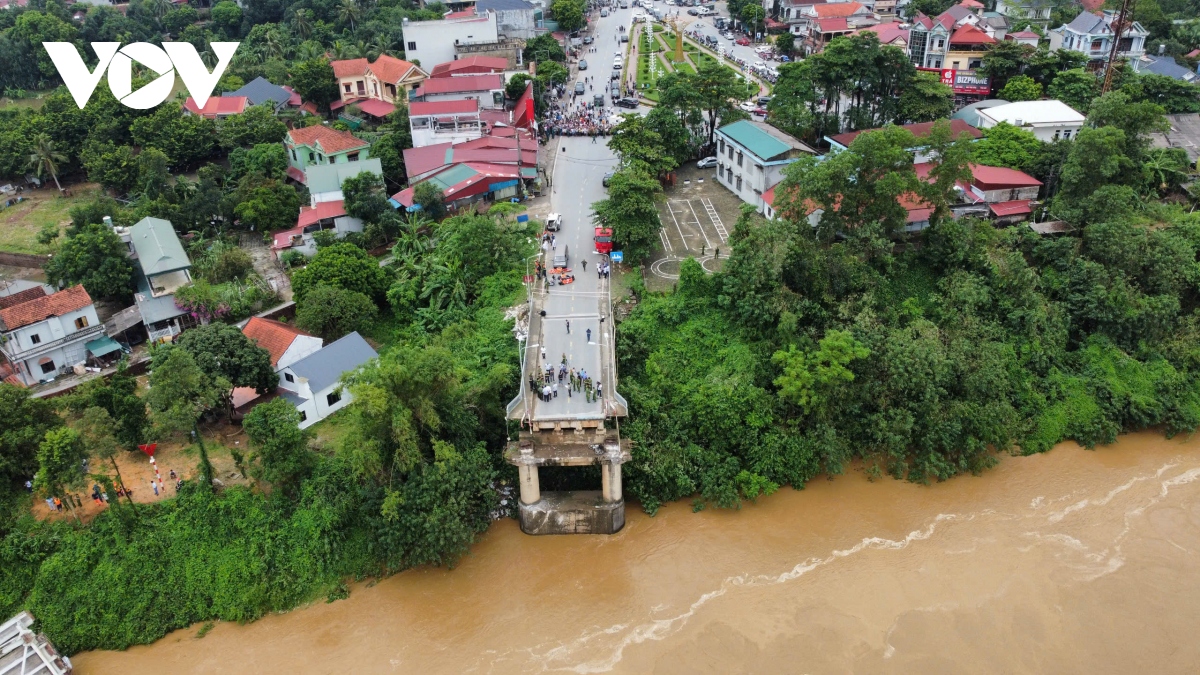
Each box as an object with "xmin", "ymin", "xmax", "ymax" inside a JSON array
[{"xmin": 505, "ymin": 428, "xmax": 632, "ymax": 535}]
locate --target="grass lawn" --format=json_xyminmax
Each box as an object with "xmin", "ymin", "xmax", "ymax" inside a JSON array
[
  {"xmin": 0, "ymin": 186, "xmax": 99, "ymax": 255},
  {"xmin": 673, "ymin": 61, "xmax": 696, "ymax": 75},
  {"xmin": 657, "ymin": 33, "xmax": 697, "ymax": 54}
]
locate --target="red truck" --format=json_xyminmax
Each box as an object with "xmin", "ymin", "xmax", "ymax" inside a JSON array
[{"xmin": 594, "ymin": 226, "xmax": 613, "ymax": 254}]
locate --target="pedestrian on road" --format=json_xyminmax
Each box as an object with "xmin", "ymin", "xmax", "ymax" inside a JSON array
[
  {"xmin": 587, "ymin": 328, "xmax": 592, "ymax": 342},
  {"xmin": 598, "ymin": 265, "xmax": 603, "ymax": 278},
  {"xmin": 541, "ymin": 346, "xmax": 547, "ymax": 362},
  {"xmin": 552, "ymin": 382, "xmax": 559, "ymax": 398},
  {"xmin": 597, "ymin": 381, "xmax": 603, "ymax": 399},
  {"xmin": 566, "ymin": 319, "xmax": 571, "ymax": 334},
  {"xmin": 582, "ymin": 259, "xmax": 588, "ymax": 271}
]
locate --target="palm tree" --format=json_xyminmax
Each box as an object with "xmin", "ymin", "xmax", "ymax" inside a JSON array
[
  {"xmin": 150, "ymin": 0, "xmax": 172, "ymax": 21},
  {"xmin": 27, "ymin": 133, "xmax": 66, "ymax": 192},
  {"xmin": 297, "ymin": 41, "xmax": 325, "ymax": 61},
  {"xmin": 331, "ymin": 40, "xmax": 359, "ymax": 60},
  {"xmin": 339, "ymin": 0, "xmax": 362, "ymax": 31},
  {"xmin": 292, "ymin": 9, "xmax": 314, "ymax": 40},
  {"xmin": 1144, "ymin": 151, "xmax": 1190, "ymax": 194},
  {"xmin": 264, "ymin": 31, "xmax": 288, "ymax": 60}
]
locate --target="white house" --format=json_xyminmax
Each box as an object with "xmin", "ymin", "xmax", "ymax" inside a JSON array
[
  {"xmin": 996, "ymin": 0, "xmax": 1051, "ymax": 23},
  {"xmin": 276, "ymin": 332, "xmax": 378, "ymax": 429},
  {"xmin": 0, "ymin": 284, "xmax": 103, "ymax": 386},
  {"xmin": 476, "ymin": 0, "xmax": 540, "ymax": 39},
  {"xmin": 241, "ymin": 317, "xmax": 324, "ymax": 372},
  {"xmin": 974, "ymin": 99, "xmax": 1086, "ymax": 142},
  {"xmin": 402, "ymin": 10, "xmax": 500, "ymax": 71},
  {"xmin": 714, "ymin": 120, "xmax": 816, "ymax": 213},
  {"xmin": 1048, "ymin": 10, "xmax": 1147, "ymax": 65},
  {"xmin": 408, "ymin": 99, "xmax": 486, "ymax": 148},
  {"xmin": 416, "ymin": 74, "xmax": 506, "ymax": 110}
]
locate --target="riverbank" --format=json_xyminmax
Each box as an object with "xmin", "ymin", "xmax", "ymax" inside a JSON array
[{"xmin": 74, "ymin": 430, "xmax": 1200, "ymax": 673}]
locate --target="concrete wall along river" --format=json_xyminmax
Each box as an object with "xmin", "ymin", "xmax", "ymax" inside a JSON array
[{"xmin": 75, "ymin": 431, "xmax": 1200, "ymax": 673}]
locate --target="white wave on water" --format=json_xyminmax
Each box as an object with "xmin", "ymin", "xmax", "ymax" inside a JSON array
[{"xmin": 508, "ymin": 461, "xmax": 1200, "ymax": 674}]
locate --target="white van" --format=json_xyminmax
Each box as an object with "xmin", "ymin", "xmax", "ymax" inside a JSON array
[{"xmin": 546, "ymin": 213, "xmax": 563, "ymax": 231}]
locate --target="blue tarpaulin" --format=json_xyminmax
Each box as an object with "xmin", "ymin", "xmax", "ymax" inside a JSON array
[
  {"xmin": 489, "ymin": 179, "xmax": 519, "ymax": 191},
  {"xmin": 86, "ymin": 336, "xmax": 122, "ymax": 358}
]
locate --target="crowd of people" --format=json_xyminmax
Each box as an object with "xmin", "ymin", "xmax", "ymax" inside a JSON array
[
  {"xmin": 541, "ymin": 98, "xmax": 616, "ymax": 137},
  {"xmin": 531, "ymin": 353, "xmax": 603, "ymax": 404}
]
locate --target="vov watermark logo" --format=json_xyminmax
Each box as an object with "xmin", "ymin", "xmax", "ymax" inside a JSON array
[{"xmin": 42, "ymin": 42, "xmax": 240, "ymax": 110}]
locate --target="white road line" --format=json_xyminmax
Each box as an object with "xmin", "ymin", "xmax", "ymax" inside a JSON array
[
  {"xmin": 666, "ymin": 198, "xmax": 690, "ymax": 251},
  {"xmin": 701, "ymin": 198, "xmax": 728, "ymax": 242},
  {"xmin": 686, "ymin": 199, "xmax": 715, "ymax": 250},
  {"xmin": 659, "ymin": 226, "xmax": 672, "ymax": 252}
]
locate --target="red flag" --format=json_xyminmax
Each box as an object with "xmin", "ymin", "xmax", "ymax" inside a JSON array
[{"xmin": 138, "ymin": 443, "xmax": 157, "ymax": 457}]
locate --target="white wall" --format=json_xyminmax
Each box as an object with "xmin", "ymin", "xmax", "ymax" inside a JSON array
[
  {"xmin": 403, "ymin": 14, "xmax": 499, "ymax": 71},
  {"xmin": 277, "ymin": 335, "xmax": 324, "ymax": 370}
]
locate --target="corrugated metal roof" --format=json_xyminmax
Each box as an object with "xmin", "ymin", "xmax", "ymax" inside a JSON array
[
  {"xmin": 305, "ymin": 159, "xmax": 383, "ymax": 195},
  {"xmin": 719, "ymin": 120, "xmax": 798, "ymax": 161},
  {"xmin": 288, "ymin": 331, "xmax": 377, "ymax": 393},
  {"xmin": 130, "ymin": 217, "xmax": 190, "ymax": 276}
]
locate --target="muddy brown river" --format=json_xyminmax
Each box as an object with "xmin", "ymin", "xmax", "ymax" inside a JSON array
[{"xmin": 74, "ymin": 432, "xmax": 1200, "ymax": 674}]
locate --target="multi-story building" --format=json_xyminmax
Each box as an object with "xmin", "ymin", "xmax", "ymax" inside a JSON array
[
  {"xmin": 995, "ymin": 0, "xmax": 1051, "ymax": 24},
  {"xmin": 714, "ymin": 120, "xmax": 816, "ymax": 213},
  {"xmin": 1048, "ymin": 10, "xmax": 1147, "ymax": 66},
  {"xmin": 415, "ymin": 74, "xmax": 507, "ymax": 109},
  {"xmin": 126, "ymin": 217, "xmax": 197, "ymax": 343},
  {"xmin": 475, "ymin": 0, "xmax": 540, "ymax": 39},
  {"xmin": 0, "ymin": 284, "xmax": 102, "ymax": 385},
  {"xmin": 272, "ymin": 160, "xmax": 381, "ymax": 257},
  {"xmin": 402, "ymin": 9, "xmax": 501, "ymax": 71},
  {"xmin": 946, "ymin": 24, "xmax": 996, "ymax": 70},
  {"xmin": 284, "ymin": 126, "xmax": 371, "ymax": 180},
  {"xmin": 908, "ymin": 17, "xmax": 951, "ymax": 68},
  {"xmin": 329, "ymin": 54, "xmax": 428, "ymax": 117}
]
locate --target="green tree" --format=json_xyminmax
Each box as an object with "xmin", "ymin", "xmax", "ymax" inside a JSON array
[
  {"xmin": 1087, "ymin": 90, "xmax": 1169, "ymax": 160},
  {"xmin": 26, "ymin": 133, "xmax": 67, "ymax": 192},
  {"xmin": 973, "ymin": 122, "xmax": 1043, "ymax": 170},
  {"xmin": 979, "ymin": 40, "xmax": 1034, "ymax": 90},
  {"xmin": 242, "ymin": 397, "xmax": 313, "ymax": 498},
  {"xmin": 591, "ymin": 167, "xmax": 663, "ymax": 262},
  {"xmin": 741, "ymin": 4, "xmax": 766, "ymax": 38},
  {"xmin": 550, "ymin": 0, "xmax": 585, "ymax": 32},
  {"xmin": 73, "ymin": 407, "xmax": 137, "ymax": 509},
  {"xmin": 1055, "ymin": 126, "xmax": 1138, "ymax": 221},
  {"xmin": 33, "ymin": 428, "xmax": 88, "ymax": 523},
  {"xmin": 998, "ymin": 75, "xmax": 1043, "ymax": 101},
  {"xmin": 772, "ymin": 330, "xmax": 870, "ymax": 416},
  {"xmin": 337, "ymin": 0, "xmax": 362, "ymax": 30},
  {"xmin": 0, "ymin": 384, "xmax": 61, "ymax": 494},
  {"xmin": 129, "ymin": 106, "xmax": 217, "ymax": 167},
  {"xmin": 291, "ymin": 242, "xmax": 391, "ymax": 304},
  {"xmin": 775, "ymin": 32, "xmax": 796, "ymax": 56},
  {"xmin": 1025, "ymin": 47, "xmax": 1088, "ymax": 88},
  {"xmin": 608, "ymin": 112, "xmax": 679, "ymax": 177},
  {"xmin": 413, "ymin": 181, "xmax": 446, "ymax": 221},
  {"xmin": 210, "ymin": 0, "xmax": 242, "ymax": 36},
  {"xmin": 898, "ymin": 70, "xmax": 955, "ymax": 123},
  {"xmin": 686, "ymin": 62, "xmax": 756, "ymax": 147},
  {"xmin": 505, "ymin": 73, "xmax": 532, "ymax": 100},
  {"xmin": 227, "ymin": 143, "xmax": 288, "ymax": 181},
  {"xmin": 136, "ymin": 146, "xmax": 170, "ymax": 198},
  {"xmin": 1047, "ymin": 68, "xmax": 1100, "ymax": 112},
  {"xmin": 44, "ymin": 223, "xmax": 135, "ymax": 300},
  {"xmin": 295, "ymin": 284, "xmax": 379, "ymax": 341},
  {"xmin": 67, "ymin": 363, "xmax": 149, "ymax": 453},
  {"xmin": 290, "ymin": 58, "xmax": 339, "ymax": 112},
  {"xmin": 146, "ymin": 346, "xmax": 228, "ymax": 488},
  {"xmin": 230, "ymin": 175, "xmax": 301, "ymax": 231},
  {"xmin": 175, "ymin": 323, "xmax": 278, "ymax": 396},
  {"xmin": 523, "ymin": 33, "xmax": 566, "ymax": 63},
  {"xmin": 342, "ymin": 171, "xmax": 390, "ymax": 224},
  {"xmin": 81, "ymin": 142, "xmax": 139, "ymax": 194},
  {"xmin": 217, "ymin": 105, "xmax": 289, "ymax": 149},
  {"xmin": 1122, "ymin": 72, "xmax": 1200, "ymax": 114},
  {"xmin": 162, "ymin": 5, "xmax": 198, "ymax": 36}
]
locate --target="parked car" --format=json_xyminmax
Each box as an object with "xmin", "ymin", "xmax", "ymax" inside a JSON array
[
  {"xmin": 546, "ymin": 213, "xmax": 563, "ymax": 231},
  {"xmin": 757, "ymin": 95, "xmax": 772, "ymax": 105},
  {"xmin": 736, "ymin": 36, "xmax": 750, "ymax": 45},
  {"xmin": 603, "ymin": 171, "xmax": 615, "ymax": 186},
  {"xmin": 753, "ymin": 107, "xmax": 768, "ymax": 116},
  {"xmin": 616, "ymin": 97, "xmax": 640, "ymax": 109},
  {"xmin": 575, "ymin": 81, "xmax": 586, "ymax": 94},
  {"xmin": 697, "ymin": 156, "xmax": 718, "ymax": 168},
  {"xmin": 622, "ymin": 33, "xmax": 630, "ymax": 41},
  {"xmin": 580, "ymin": 59, "xmax": 588, "ymax": 70},
  {"xmin": 583, "ymin": 35, "xmax": 594, "ymax": 44},
  {"xmin": 613, "ymin": 59, "xmax": 622, "ymax": 70},
  {"xmin": 739, "ymin": 100, "xmax": 756, "ymax": 111},
  {"xmin": 601, "ymin": 7, "xmax": 609, "ymax": 15},
  {"xmin": 612, "ymin": 69, "xmax": 621, "ymax": 80},
  {"xmin": 686, "ymin": 7, "xmax": 698, "ymax": 14}
]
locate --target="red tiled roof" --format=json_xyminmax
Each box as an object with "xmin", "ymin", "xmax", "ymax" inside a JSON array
[
  {"xmin": 419, "ymin": 74, "xmax": 504, "ymax": 95},
  {"xmin": 855, "ymin": 22, "xmax": 909, "ymax": 44},
  {"xmin": 183, "ymin": 96, "xmax": 247, "ymax": 117},
  {"xmin": 815, "ymin": 17, "xmax": 851, "ymax": 32},
  {"xmin": 762, "ymin": 185, "xmax": 776, "ymax": 207},
  {"xmin": 950, "ymin": 24, "xmax": 996, "ymax": 45},
  {"xmin": 812, "ymin": 1, "xmax": 862, "ymax": 16},
  {"xmin": 242, "ymin": 317, "xmax": 312, "ymax": 367},
  {"xmin": 989, "ymin": 199, "xmax": 1032, "ymax": 217},
  {"xmin": 331, "ymin": 58, "xmax": 369, "ymax": 79},
  {"xmin": 1187, "ymin": 49, "xmax": 1200, "ymax": 59},
  {"xmin": 272, "ymin": 225, "xmax": 305, "ymax": 250},
  {"xmin": 829, "ymin": 119, "xmax": 982, "ymax": 147},
  {"xmin": 0, "ymin": 286, "xmax": 47, "ymax": 310},
  {"xmin": 0, "ymin": 285, "xmax": 92, "ymax": 331},
  {"xmin": 297, "ymin": 200, "xmax": 347, "ymax": 228},
  {"xmin": 1007, "ymin": 30, "xmax": 1040, "ymax": 39},
  {"xmin": 445, "ymin": 9, "xmax": 479, "ymax": 18},
  {"xmin": 959, "ymin": 0, "xmax": 984, "ymax": 7},
  {"xmin": 368, "ymin": 54, "xmax": 422, "ymax": 84},
  {"xmin": 287, "ymin": 126, "xmax": 369, "ymax": 155},
  {"xmin": 356, "ymin": 98, "xmax": 397, "ymax": 117},
  {"xmin": 410, "ymin": 99, "xmax": 479, "ymax": 116},
  {"xmin": 969, "ymin": 163, "xmax": 1042, "ymax": 189},
  {"xmin": 430, "ymin": 56, "xmax": 509, "ymax": 78}
]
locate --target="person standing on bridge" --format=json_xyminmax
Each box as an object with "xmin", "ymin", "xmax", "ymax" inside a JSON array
[
  {"xmin": 582, "ymin": 259, "xmax": 587, "ymax": 271},
  {"xmin": 552, "ymin": 381, "xmax": 558, "ymax": 398},
  {"xmin": 586, "ymin": 328, "xmax": 592, "ymax": 343},
  {"xmin": 566, "ymin": 319, "xmax": 571, "ymax": 334}
]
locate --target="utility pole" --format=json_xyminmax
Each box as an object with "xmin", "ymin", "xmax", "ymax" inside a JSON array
[{"xmin": 1101, "ymin": 0, "xmax": 1138, "ymax": 94}]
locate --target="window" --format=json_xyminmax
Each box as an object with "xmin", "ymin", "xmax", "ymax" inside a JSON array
[
  {"xmin": 718, "ymin": 139, "xmax": 725, "ymax": 154},
  {"xmin": 1053, "ymin": 130, "xmax": 1061, "ymax": 140},
  {"xmin": 347, "ymin": 152, "xmax": 359, "ymax": 161},
  {"xmin": 736, "ymin": 151, "xmax": 743, "ymax": 167},
  {"xmin": 736, "ymin": 176, "xmax": 742, "ymax": 190},
  {"xmin": 727, "ymin": 145, "xmax": 734, "ymax": 159},
  {"xmin": 284, "ymin": 372, "xmax": 294, "ymax": 383},
  {"xmin": 935, "ymin": 39, "xmax": 944, "ymax": 50},
  {"xmin": 74, "ymin": 316, "xmax": 88, "ymax": 330},
  {"xmin": 952, "ymin": 61, "xmax": 961, "ymax": 69},
  {"xmin": 291, "ymin": 149, "xmax": 297, "ymax": 161},
  {"xmin": 29, "ymin": 334, "xmax": 41, "ymax": 345},
  {"xmin": 1091, "ymin": 39, "xmax": 1102, "ymax": 51},
  {"xmin": 40, "ymin": 360, "xmax": 56, "ymax": 374},
  {"xmin": 1063, "ymin": 129, "xmax": 1072, "ymax": 139},
  {"xmin": 308, "ymin": 151, "xmax": 314, "ymax": 162},
  {"xmin": 343, "ymin": 83, "xmax": 352, "ymax": 93},
  {"xmin": 326, "ymin": 391, "xmax": 342, "ymax": 406},
  {"xmin": 408, "ymin": 41, "xmax": 417, "ymax": 51},
  {"xmin": 298, "ymin": 410, "xmax": 307, "ymax": 422}
]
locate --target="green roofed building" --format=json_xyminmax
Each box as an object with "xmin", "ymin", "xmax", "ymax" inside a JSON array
[
  {"xmin": 713, "ymin": 119, "xmax": 815, "ymax": 213},
  {"xmin": 126, "ymin": 217, "xmax": 196, "ymax": 342}
]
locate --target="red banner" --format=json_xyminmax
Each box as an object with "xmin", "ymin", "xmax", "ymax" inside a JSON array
[{"xmin": 138, "ymin": 443, "xmax": 157, "ymax": 457}]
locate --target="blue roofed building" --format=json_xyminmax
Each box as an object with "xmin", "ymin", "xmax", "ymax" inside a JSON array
[
  {"xmin": 276, "ymin": 331, "xmax": 378, "ymax": 428},
  {"xmin": 713, "ymin": 120, "xmax": 816, "ymax": 213},
  {"xmin": 1130, "ymin": 53, "xmax": 1199, "ymax": 83},
  {"xmin": 227, "ymin": 76, "xmax": 294, "ymax": 110}
]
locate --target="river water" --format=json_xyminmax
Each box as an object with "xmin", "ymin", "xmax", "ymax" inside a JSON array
[{"xmin": 75, "ymin": 432, "xmax": 1200, "ymax": 674}]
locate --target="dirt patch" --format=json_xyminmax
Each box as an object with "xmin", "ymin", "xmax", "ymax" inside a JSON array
[
  {"xmin": 29, "ymin": 421, "xmax": 252, "ymax": 524},
  {"xmin": 0, "ymin": 184, "xmax": 100, "ymax": 255}
]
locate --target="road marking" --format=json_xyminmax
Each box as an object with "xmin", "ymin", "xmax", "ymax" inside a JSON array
[
  {"xmin": 701, "ymin": 198, "xmax": 728, "ymax": 242},
  {"xmin": 659, "ymin": 227, "xmax": 673, "ymax": 252},
  {"xmin": 666, "ymin": 198, "xmax": 690, "ymax": 251},
  {"xmin": 686, "ymin": 199, "xmax": 715, "ymax": 250}
]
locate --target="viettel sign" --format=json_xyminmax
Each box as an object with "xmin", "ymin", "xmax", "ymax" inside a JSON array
[{"xmin": 42, "ymin": 42, "xmax": 240, "ymax": 110}]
